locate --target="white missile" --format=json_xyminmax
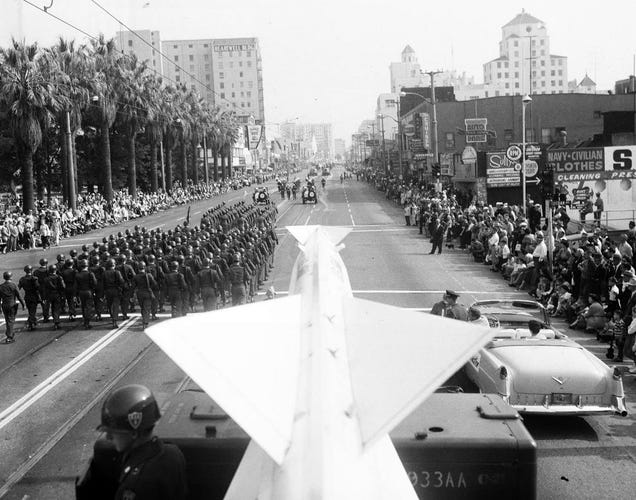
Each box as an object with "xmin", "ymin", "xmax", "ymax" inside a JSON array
[{"xmin": 145, "ymin": 225, "xmax": 493, "ymax": 499}]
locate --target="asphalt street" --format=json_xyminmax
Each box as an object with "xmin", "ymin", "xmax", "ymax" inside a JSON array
[{"xmin": 0, "ymin": 170, "xmax": 634, "ymax": 499}]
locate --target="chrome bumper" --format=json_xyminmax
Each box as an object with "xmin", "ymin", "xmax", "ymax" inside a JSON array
[{"xmin": 512, "ymin": 396, "xmax": 628, "ymax": 417}]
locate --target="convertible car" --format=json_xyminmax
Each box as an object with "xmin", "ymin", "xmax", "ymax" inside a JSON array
[{"xmin": 465, "ymin": 300, "xmax": 628, "ymax": 416}]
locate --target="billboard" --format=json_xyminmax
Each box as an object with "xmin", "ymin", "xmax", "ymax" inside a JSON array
[
  {"xmin": 486, "ymin": 151, "xmax": 521, "ymax": 187},
  {"xmin": 545, "ymin": 147, "xmax": 604, "ymax": 182}
]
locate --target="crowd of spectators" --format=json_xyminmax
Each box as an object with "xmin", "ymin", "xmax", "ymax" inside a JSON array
[
  {"xmin": 0, "ymin": 178, "xmax": 257, "ymax": 253},
  {"xmin": 360, "ymin": 169, "xmax": 636, "ymax": 370}
]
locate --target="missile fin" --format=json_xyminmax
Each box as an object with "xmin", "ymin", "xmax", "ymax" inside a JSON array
[
  {"xmin": 342, "ymin": 297, "xmax": 493, "ymax": 448},
  {"xmin": 287, "ymin": 225, "xmax": 351, "ymax": 247},
  {"xmin": 145, "ymin": 296, "xmax": 302, "ymax": 464}
]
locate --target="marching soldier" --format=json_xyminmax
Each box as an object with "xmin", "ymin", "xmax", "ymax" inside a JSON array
[
  {"xmin": 18, "ymin": 265, "xmax": 40, "ymax": 330},
  {"xmin": 228, "ymin": 254, "xmax": 249, "ymax": 306},
  {"xmin": 132, "ymin": 262, "xmax": 158, "ymax": 329},
  {"xmin": 103, "ymin": 259, "xmax": 124, "ymax": 328},
  {"xmin": 116, "ymin": 256, "xmax": 136, "ymax": 320},
  {"xmin": 196, "ymin": 258, "xmax": 221, "ymax": 312},
  {"xmin": 74, "ymin": 260, "xmax": 97, "ymax": 329},
  {"xmin": 34, "ymin": 258, "xmax": 50, "ymax": 322},
  {"xmin": 165, "ymin": 260, "xmax": 187, "ymax": 318},
  {"xmin": 146, "ymin": 255, "xmax": 163, "ymax": 320},
  {"xmin": 89, "ymin": 257, "xmax": 105, "ymax": 321},
  {"xmin": 1, "ymin": 271, "xmax": 25, "ymax": 343},
  {"xmin": 44, "ymin": 265, "xmax": 65, "ymax": 330},
  {"xmin": 61, "ymin": 259, "xmax": 77, "ymax": 321}
]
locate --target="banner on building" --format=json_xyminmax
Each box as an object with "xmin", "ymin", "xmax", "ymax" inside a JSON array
[{"xmin": 247, "ymin": 125, "xmax": 262, "ymax": 149}]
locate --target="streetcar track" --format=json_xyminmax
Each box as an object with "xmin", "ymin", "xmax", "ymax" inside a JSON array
[
  {"xmin": 0, "ymin": 317, "xmax": 137, "ymax": 430},
  {"xmin": 0, "ymin": 330, "xmax": 151, "ymax": 498}
]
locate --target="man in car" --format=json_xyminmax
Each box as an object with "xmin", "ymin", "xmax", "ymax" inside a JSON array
[
  {"xmin": 528, "ymin": 319, "xmax": 547, "ymax": 339},
  {"xmin": 431, "ymin": 290, "xmax": 468, "ymax": 320}
]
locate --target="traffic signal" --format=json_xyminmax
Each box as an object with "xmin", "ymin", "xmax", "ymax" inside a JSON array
[
  {"xmin": 432, "ymin": 163, "xmax": 441, "ymax": 177},
  {"xmin": 540, "ymin": 167, "xmax": 555, "ymax": 199}
]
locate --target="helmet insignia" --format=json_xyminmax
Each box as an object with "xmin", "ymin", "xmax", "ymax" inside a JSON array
[{"xmin": 127, "ymin": 411, "xmax": 143, "ymax": 430}]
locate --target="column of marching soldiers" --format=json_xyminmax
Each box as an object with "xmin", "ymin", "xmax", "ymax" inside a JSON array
[{"xmin": 14, "ymin": 200, "xmax": 279, "ymax": 333}]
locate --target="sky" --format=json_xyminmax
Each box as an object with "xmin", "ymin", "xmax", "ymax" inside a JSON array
[{"xmin": 3, "ymin": 0, "xmax": 636, "ymax": 144}]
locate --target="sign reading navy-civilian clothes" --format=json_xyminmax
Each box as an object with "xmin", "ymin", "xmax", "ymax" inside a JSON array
[
  {"xmin": 546, "ymin": 147, "xmax": 604, "ymax": 181},
  {"xmin": 486, "ymin": 151, "xmax": 522, "ymax": 187}
]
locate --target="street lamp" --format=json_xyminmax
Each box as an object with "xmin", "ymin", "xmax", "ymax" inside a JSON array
[{"xmin": 521, "ymin": 94, "xmax": 532, "ymax": 214}]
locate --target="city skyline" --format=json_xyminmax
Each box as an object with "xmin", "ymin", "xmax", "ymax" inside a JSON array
[{"xmin": 3, "ymin": 0, "xmax": 635, "ymax": 145}]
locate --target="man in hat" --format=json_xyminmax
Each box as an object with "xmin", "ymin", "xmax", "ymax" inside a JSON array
[
  {"xmin": 431, "ymin": 290, "xmax": 468, "ymax": 320},
  {"xmin": 0, "ymin": 272, "xmax": 25, "ymax": 342}
]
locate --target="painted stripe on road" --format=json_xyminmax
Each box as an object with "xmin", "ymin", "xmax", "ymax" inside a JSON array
[{"xmin": 0, "ymin": 317, "xmax": 137, "ymax": 430}]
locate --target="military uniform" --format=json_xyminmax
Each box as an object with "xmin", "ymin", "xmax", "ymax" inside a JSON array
[
  {"xmin": 61, "ymin": 264, "xmax": 77, "ymax": 320},
  {"xmin": 18, "ymin": 272, "xmax": 40, "ymax": 330},
  {"xmin": 103, "ymin": 268, "xmax": 125, "ymax": 327},
  {"xmin": 74, "ymin": 268, "xmax": 97, "ymax": 328},
  {"xmin": 44, "ymin": 272, "xmax": 65, "ymax": 329},
  {"xmin": 164, "ymin": 269, "xmax": 187, "ymax": 318},
  {"xmin": 196, "ymin": 266, "xmax": 221, "ymax": 311},
  {"xmin": 132, "ymin": 271, "xmax": 157, "ymax": 327},
  {"xmin": 228, "ymin": 262, "xmax": 248, "ymax": 306},
  {"xmin": 33, "ymin": 264, "xmax": 50, "ymax": 321},
  {"xmin": 0, "ymin": 279, "xmax": 25, "ymax": 341},
  {"xmin": 116, "ymin": 261, "xmax": 136, "ymax": 319}
]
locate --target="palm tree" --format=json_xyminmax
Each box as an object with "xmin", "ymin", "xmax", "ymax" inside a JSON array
[
  {"xmin": 220, "ymin": 111, "xmax": 239, "ymax": 180},
  {"xmin": 0, "ymin": 40, "xmax": 55, "ymax": 213},
  {"xmin": 115, "ymin": 53, "xmax": 149, "ymax": 198},
  {"xmin": 161, "ymin": 85, "xmax": 180, "ymax": 191},
  {"xmin": 89, "ymin": 35, "xmax": 120, "ymax": 203},
  {"xmin": 43, "ymin": 38, "xmax": 92, "ymax": 208},
  {"xmin": 144, "ymin": 74, "xmax": 166, "ymax": 192},
  {"xmin": 186, "ymin": 89, "xmax": 206, "ymax": 185}
]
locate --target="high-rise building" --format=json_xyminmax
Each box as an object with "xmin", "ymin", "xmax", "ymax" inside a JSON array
[
  {"xmin": 116, "ymin": 31, "xmax": 265, "ymax": 124},
  {"xmin": 161, "ymin": 37, "xmax": 265, "ymax": 123},
  {"xmin": 334, "ymin": 139, "xmax": 346, "ymax": 159},
  {"xmin": 483, "ymin": 10, "xmax": 568, "ymax": 96},
  {"xmin": 114, "ymin": 30, "xmax": 163, "ymax": 75},
  {"xmin": 389, "ymin": 45, "xmax": 425, "ymax": 93},
  {"xmin": 281, "ymin": 122, "xmax": 334, "ymax": 159}
]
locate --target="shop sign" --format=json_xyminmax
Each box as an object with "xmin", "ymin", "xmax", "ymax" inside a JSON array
[
  {"xmin": 486, "ymin": 151, "xmax": 521, "ymax": 187},
  {"xmin": 461, "ymin": 146, "xmax": 477, "ymax": 164},
  {"xmin": 440, "ymin": 153, "xmax": 453, "ymax": 176},
  {"xmin": 465, "ymin": 118, "xmax": 487, "ymax": 143},
  {"xmin": 546, "ymin": 147, "xmax": 604, "ymax": 181},
  {"xmin": 421, "ymin": 113, "xmax": 431, "ymax": 149},
  {"xmin": 604, "ymin": 145, "xmax": 636, "ymax": 172}
]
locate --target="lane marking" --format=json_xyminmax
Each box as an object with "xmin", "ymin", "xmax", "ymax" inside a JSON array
[
  {"xmin": 150, "ymin": 223, "xmax": 165, "ymax": 230},
  {"xmin": 256, "ymin": 289, "xmax": 522, "ymax": 296},
  {"xmin": 0, "ymin": 317, "xmax": 137, "ymax": 430},
  {"xmin": 0, "ymin": 342, "xmax": 153, "ymax": 498}
]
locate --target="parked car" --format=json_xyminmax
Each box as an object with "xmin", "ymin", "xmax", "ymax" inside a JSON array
[{"xmin": 464, "ymin": 300, "xmax": 628, "ymax": 416}]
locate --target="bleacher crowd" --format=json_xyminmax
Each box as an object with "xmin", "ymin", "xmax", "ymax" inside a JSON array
[{"xmin": 0, "ymin": 179, "xmax": 255, "ymax": 253}]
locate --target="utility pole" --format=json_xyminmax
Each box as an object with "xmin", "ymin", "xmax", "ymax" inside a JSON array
[
  {"xmin": 379, "ymin": 116, "xmax": 387, "ymax": 176},
  {"xmin": 65, "ymin": 110, "xmax": 77, "ymax": 212},
  {"xmin": 395, "ymin": 97, "xmax": 404, "ymax": 181},
  {"xmin": 423, "ymin": 70, "xmax": 442, "ymax": 169}
]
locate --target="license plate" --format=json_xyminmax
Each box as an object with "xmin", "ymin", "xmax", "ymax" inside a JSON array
[{"xmin": 551, "ymin": 393, "xmax": 572, "ymax": 405}]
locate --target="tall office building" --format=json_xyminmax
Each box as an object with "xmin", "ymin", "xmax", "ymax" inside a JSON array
[
  {"xmin": 483, "ymin": 10, "xmax": 568, "ymax": 96},
  {"xmin": 281, "ymin": 122, "xmax": 334, "ymax": 159},
  {"xmin": 116, "ymin": 31, "xmax": 265, "ymax": 124},
  {"xmin": 162, "ymin": 37, "xmax": 265, "ymax": 123},
  {"xmin": 115, "ymin": 30, "xmax": 163, "ymax": 75}
]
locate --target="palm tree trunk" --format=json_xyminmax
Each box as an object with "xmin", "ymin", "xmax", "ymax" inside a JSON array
[
  {"xmin": 100, "ymin": 121, "xmax": 114, "ymax": 203},
  {"xmin": 72, "ymin": 131, "xmax": 80, "ymax": 198},
  {"xmin": 21, "ymin": 144, "xmax": 35, "ymax": 214},
  {"xmin": 180, "ymin": 140, "xmax": 188, "ymax": 187},
  {"xmin": 150, "ymin": 139, "xmax": 158, "ymax": 192},
  {"xmin": 60, "ymin": 129, "xmax": 68, "ymax": 203},
  {"xmin": 190, "ymin": 140, "xmax": 199, "ymax": 185},
  {"xmin": 128, "ymin": 132, "xmax": 137, "ymax": 199},
  {"xmin": 165, "ymin": 146, "xmax": 173, "ymax": 192},
  {"xmin": 221, "ymin": 151, "xmax": 226, "ymax": 181},
  {"xmin": 213, "ymin": 149, "xmax": 219, "ymax": 182}
]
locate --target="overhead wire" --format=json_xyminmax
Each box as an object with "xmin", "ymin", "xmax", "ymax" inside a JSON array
[
  {"xmin": 18, "ymin": 0, "xmax": 234, "ymax": 126},
  {"xmin": 88, "ymin": 0, "xmax": 243, "ymax": 114}
]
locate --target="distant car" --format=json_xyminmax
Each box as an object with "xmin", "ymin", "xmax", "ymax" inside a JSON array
[
  {"xmin": 464, "ymin": 299, "xmax": 628, "ymax": 416},
  {"xmin": 302, "ymin": 185, "xmax": 317, "ymax": 204},
  {"xmin": 253, "ymin": 188, "xmax": 269, "ymax": 204},
  {"xmin": 322, "ymin": 168, "xmax": 330, "ymax": 176}
]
